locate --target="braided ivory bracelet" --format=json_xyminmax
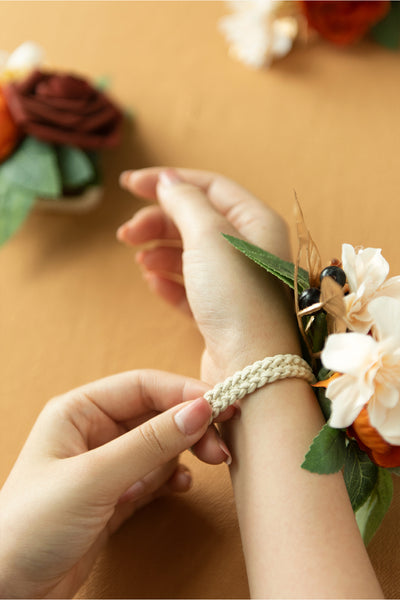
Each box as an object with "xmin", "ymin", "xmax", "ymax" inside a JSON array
[{"xmin": 204, "ymin": 354, "xmax": 315, "ymax": 420}]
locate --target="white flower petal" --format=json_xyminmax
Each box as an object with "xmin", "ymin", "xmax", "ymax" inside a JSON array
[
  {"xmin": 369, "ymin": 394, "xmax": 400, "ymax": 445},
  {"xmin": 271, "ymin": 18, "xmax": 297, "ymax": 58},
  {"xmin": 219, "ymin": 11, "xmax": 271, "ymax": 68},
  {"xmin": 342, "ymin": 244, "xmax": 358, "ymax": 293},
  {"xmin": 342, "ymin": 245, "xmax": 388, "ymax": 297},
  {"xmin": 321, "ymin": 332, "xmax": 377, "ymax": 376},
  {"xmin": 0, "ymin": 50, "xmax": 10, "ymax": 72},
  {"xmin": 369, "ymin": 297, "xmax": 400, "ymax": 346},
  {"xmin": 7, "ymin": 41, "xmax": 45, "ymax": 72},
  {"xmin": 326, "ymin": 375, "xmax": 368, "ymax": 428}
]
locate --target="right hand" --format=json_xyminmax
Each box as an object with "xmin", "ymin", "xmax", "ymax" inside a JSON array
[{"xmin": 118, "ymin": 168, "xmax": 301, "ymax": 385}]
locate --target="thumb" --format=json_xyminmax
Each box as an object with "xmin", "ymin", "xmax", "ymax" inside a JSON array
[
  {"xmin": 157, "ymin": 170, "xmax": 235, "ymax": 250},
  {"xmin": 83, "ymin": 397, "xmax": 212, "ymax": 500}
]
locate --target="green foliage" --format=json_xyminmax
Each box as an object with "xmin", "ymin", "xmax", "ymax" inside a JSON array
[
  {"xmin": 356, "ymin": 468, "xmax": 393, "ymax": 546},
  {"xmin": 0, "ymin": 137, "xmax": 61, "ymax": 198},
  {"xmin": 223, "ymin": 234, "xmax": 309, "ymax": 292},
  {"xmin": 301, "ymin": 424, "xmax": 347, "ymax": 473},
  {"xmin": 56, "ymin": 145, "xmax": 96, "ymax": 190},
  {"xmin": 344, "ymin": 441, "xmax": 379, "ymax": 512},
  {"xmin": 371, "ymin": 2, "xmax": 400, "ymax": 49},
  {"xmin": 0, "ymin": 174, "xmax": 35, "ymax": 245}
]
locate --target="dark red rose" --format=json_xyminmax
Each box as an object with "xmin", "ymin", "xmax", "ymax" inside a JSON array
[
  {"xmin": 300, "ymin": 1, "xmax": 390, "ymax": 45},
  {"xmin": 3, "ymin": 70, "xmax": 122, "ymax": 149}
]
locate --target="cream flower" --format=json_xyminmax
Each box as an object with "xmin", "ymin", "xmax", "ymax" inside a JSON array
[
  {"xmin": 0, "ymin": 41, "xmax": 45, "ymax": 82},
  {"xmin": 342, "ymin": 243, "xmax": 400, "ymax": 334},
  {"xmin": 322, "ymin": 296, "xmax": 400, "ymax": 444},
  {"xmin": 219, "ymin": 0, "xmax": 298, "ymax": 69}
]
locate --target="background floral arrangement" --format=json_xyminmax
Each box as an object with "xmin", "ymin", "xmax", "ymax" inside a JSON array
[
  {"xmin": 226, "ymin": 201, "xmax": 400, "ymax": 545},
  {"xmin": 220, "ymin": 0, "xmax": 400, "ymax": 69},
  {"xmin": 0, "ymin": 42, "xmax": 122, "ymax": 246}
]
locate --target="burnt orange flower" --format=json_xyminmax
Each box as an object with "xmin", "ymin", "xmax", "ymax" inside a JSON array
[
  {"xmin": 300, "ymin": 1, "xmax": 390, "ymax": 46},
  {"xmin": 0, "ymin": 86, "xmax": 19, "ymax": 162},
  {"xmin": 348, "ymin": 406, "xmax": 400, "ymax": 468}
]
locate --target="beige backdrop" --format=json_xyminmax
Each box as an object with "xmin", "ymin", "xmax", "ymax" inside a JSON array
[{"xmin": 1, "ymin": 2, "xmax": 400, "ymax": 598}]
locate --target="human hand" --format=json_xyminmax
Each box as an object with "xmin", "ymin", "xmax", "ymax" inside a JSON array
[
  {"xmin": 0, "ymin": 370, "xmax": 233, "ymax": 599},
  {"xmin": 118, "ymin": 168, "xmax": 301, "ymax": 384}
]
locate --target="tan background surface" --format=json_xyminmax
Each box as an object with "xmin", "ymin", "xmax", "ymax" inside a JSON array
[{"xmin": 1, "ymin": 1, "xmax": 400, "ymax": 598}]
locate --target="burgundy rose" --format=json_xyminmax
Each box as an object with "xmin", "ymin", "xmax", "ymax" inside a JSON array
[{"xmin": 3, "ymin": 70, "xmax": 122, "ymax": 149}]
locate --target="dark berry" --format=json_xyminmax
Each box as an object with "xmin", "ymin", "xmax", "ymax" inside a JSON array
[
  {"xmin": 298, "ymin": 287, "xmax": 321, "ymax": 311},
  {"xmin": 320, "ymin": 266, "xmax": 346, "ymax": 287}
]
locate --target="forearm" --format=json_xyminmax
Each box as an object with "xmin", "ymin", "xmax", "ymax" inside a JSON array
[{"xmin": 223, "ymin": 379, "xmax": 383, "ymax": 599}]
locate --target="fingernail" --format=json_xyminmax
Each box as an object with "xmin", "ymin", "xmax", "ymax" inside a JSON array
[
  {"xmin": 174, "ymin": 398, "xmax": 211, "ymax": 436},
  {"xmin": 119, "ymin": 170, "xmax": 134, "ymax": 188},
  {"xmin": 218, "ymin": 438, "xmax": 232, "ymax": 466},
  {"xmin": 159, "ymin": 169, "xmax": 182, "ymax": 187},
  {"xmin": 118, "ymin": 479, "xmax": 146, "ymax": 504}
]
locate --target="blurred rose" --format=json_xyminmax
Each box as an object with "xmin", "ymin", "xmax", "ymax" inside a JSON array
[
  {"xmin": 4, "ymin": 70, "xmax": 122, "ymax": 149},
  {"xmin": 0, "ymin": 87, "xmax": 19, "ymax": 162},
  {"xmin": 300, "ymin": 1, "xmax": 390, "ymax": 45}
]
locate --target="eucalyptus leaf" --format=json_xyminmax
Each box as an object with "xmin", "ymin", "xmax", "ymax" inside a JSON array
[
  {"xmin": 344, "ymin": 442, "xmax": 379, "ymax": 512},
  {"xmin": 223, "ymin": 234, "xmax": 309, "ymax": 292},
  {"xmin": 0, "ymin": 137, "xmax": 61, "ymax": 198},
  {"xmin": 0, "ymin": 174, "xmax": 35, "ymax": 246},
  {"xmin": 301, "ymin": 424, "xmax": 347, "ymax": 474},
  {"xmin": 57, "ymin": 145, "xmax": 96, "ymax": 189},
  {"xmin": 356, "ymin": 468, "xmax": 393, "ymax": 546}
]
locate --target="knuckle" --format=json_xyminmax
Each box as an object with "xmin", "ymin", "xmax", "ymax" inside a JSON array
[{"xmin": 138, "ymin": 420, "xmax": 167, "ymax": 456}]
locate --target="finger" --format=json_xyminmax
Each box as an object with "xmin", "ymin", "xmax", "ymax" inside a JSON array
[
  {"xmin": 143, "ymin": 272, "xmax": 191, "ymax": 315},
  {"xmin": 191, "ymin": 424, "xmax": 232, "ymax": 465},
  {"xmin": 120, "ymin": 167, "xmax": 290, "ymax": 259},
  {"xmin": 82, "ymin": 397, "xmax": 212, "ymax": 499},
  {"xmin": 117, "ymin": 204, "xmax": 181, "ymax": 247},
  {"xmin": 156, "ymin": 170, "xmax": 236, "ymax": 250},
  {"xmin": 117, "ymin": 459, "xmax": 181, "ymax": 504},
  {"xmin": 62, "ymin": 369, "xmax": 210, "ymax": 424},
  {"xmin": 108, "ymin": 464, "xmax": 192, "ymax": 534},
  {"xmin": 136, "ymin": 247, "xmax": 183, "ymax": 277}
]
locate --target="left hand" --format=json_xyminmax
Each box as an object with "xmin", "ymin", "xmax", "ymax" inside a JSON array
[{"xmin": 0, "ymin": 370, "xmax": 233, "ymax": 599}]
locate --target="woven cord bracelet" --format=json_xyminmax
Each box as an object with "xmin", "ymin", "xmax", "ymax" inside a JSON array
[{"xmin": 204, "ymin": 354, "xmax": 316, "ymax": 420}]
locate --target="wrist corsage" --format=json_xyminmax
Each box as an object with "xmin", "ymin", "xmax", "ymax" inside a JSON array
[
  {"xmin": 0, "ymin": 41, "xmax": 123, "ymax": 246},
  {"xmin": 225, "ymin": 199, "xmax": 400, "ymax": 545}
]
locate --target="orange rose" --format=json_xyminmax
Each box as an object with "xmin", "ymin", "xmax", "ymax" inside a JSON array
[
  {"xmin": 300, "ymin": 1, "xmax": 390, "ymax": 45},
  {"xmin": 348, "ymin": 406, "xmax": 400, "ymax": 468},
  {"xmin": 0, "ymin": 87, "xmax": 19, "ymax": 162}
]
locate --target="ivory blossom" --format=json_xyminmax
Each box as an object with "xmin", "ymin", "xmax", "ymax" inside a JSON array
[
  {"xmin": 342, "ymin": 243, "xmax": 400, "ymax": 334},
  {"xmin": 219, "ymin": 0, "xmax": 298, "ymax": 69},
  {"xmin": 321, "ymin": 296, "xmax": 400, "ymax": 445}
]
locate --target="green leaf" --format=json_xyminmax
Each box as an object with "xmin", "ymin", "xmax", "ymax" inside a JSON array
[
  {"xmin": 95, "ymin": 75, "xmax": 111, "ymax": 91},
  {"xmin": 371, "ymin": 2, "xmax": 400, "ymax": 50},
  {"xmin": 356, "ymin": 468, "xmax": 393, "ymax": 546},
  {"xmin": 223, "ymin": 234, "xmax": 310, "ymax": 292},
  {"xmin": 302, "ymin": 424, "xmax": 347, "ymax": 474},
  {"xmin": 0, "ymin": 137, "xmax": 61, "ymax": 198},
  {"xmin": 343, "ymin": 442, "xmax": 379, "ymax": 512},
  {"xmin": 0, "ymin": 174, "xmax": 35, "ymax": 245},
  {"xmin": 57, "ymin": 145, "xmax": 96, "ymax": 190},
  {"xmin": 315, "ymin": 386, "xmax": 332, "ymax": 421}
]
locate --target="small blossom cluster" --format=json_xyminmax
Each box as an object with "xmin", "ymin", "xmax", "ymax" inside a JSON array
[
  {"xmin": 319, "ymin": 244, "xmax": 400, "ymax": 467},
  {"xmin": 219, "ymin": 0, "xmax": 394, "ymax": 69}
]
